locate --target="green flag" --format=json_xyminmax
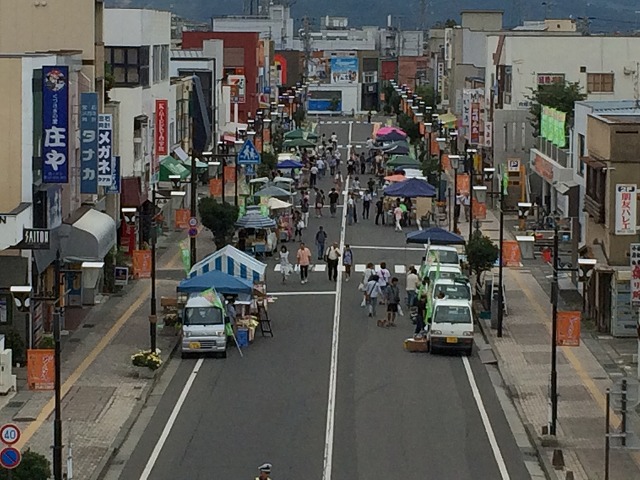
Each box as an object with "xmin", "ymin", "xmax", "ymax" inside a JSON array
[
  {"xmin": 179, "ymin": 239, "xmax": 190, "ymax": 274},
  {"xmin": 502, "ymin": 170, "xmax": 509, "ymax": 196}
]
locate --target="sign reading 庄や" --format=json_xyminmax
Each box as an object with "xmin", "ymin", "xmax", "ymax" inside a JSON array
[
  {"xmin": 615, "ymin": 184, "xmax": 637, "ymax": 235},
  {"xmin": 42, "ymin": 66, "xmax": 69, "ymax": 183}
]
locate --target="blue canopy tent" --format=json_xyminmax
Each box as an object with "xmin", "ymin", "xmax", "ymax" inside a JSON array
[
  {"xmin": 235, "ymin": 212, "xmax": 277, "ymax": 229},
  {"xmin": 188, "ymin": 245, "xmax": 267, "ymax": 280},
  {"xmin": 178, "ymin": 269, "xmax": 254, "ymax": 294},
  {"xmin": 379, "ymin": 141, "xmax": 411, "ymax": 155},
  {"xmin": 277, "ymin": 159, "xmax": 303, "ymax": 169},
  {"xmin": 383, "ymin": 178, "xmax": 436, "ymax": 198},
  {"xmin": 406, "ymin": 227, "xmax": 466, "ymax": 245}
]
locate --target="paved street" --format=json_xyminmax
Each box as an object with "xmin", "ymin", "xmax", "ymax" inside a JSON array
[{"xmin": 113, "ymin": 117, "xmax": 534, "ymax": 480}]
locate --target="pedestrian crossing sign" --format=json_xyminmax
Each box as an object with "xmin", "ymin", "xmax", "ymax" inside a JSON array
[{"xmin": 237, "ymin": 139, "xmax": 261, "ymax": 165}]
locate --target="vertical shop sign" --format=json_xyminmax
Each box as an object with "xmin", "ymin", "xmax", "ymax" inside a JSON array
[
  {"xmin": 615, "ymin": 184, "xmax": 637, "ymax": 235},
  {"xmin": 630, "ymin": 243, "xmax": 640, "ymax": 306},
  {"xmin": 80, "ymin": 93, "xmax": 98, "ymax": 193},
  {"xmin": 155, "ymin": 99, "xmax": 168, "ymax": 155},
  {"xmin": 97, "ymin": 114, "xmax": 113, "ymax": 186},
  {"xmin": 42, "ymin": 66, "xmax": 69, "ymax": 183}
]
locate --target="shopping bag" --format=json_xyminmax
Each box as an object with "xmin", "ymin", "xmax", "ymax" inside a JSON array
[
  {"xmin": 360, "ymin": 297, "xmax": 367, "ymax": 308},
  {"xmin": 358, "ymin": 282, "xmax": 365, "ymax": 292},
  {"xmin": 398, "ymin": 305, "xmax": 404, "ymax": 316}
]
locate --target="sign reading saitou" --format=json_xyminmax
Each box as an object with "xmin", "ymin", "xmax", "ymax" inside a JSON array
[
  {"xmin": 21, "ymin": 228, "xmax": 50, "ymax": 250},
  {"xmin": 188, "ymin": 227, "xmax": 198, "ymax": 238}
]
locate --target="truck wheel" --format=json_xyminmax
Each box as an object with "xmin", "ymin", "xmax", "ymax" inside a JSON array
[
  {"xmin": 464, "ymin": 348, "xmax": 472, "ymax": 357},
  {"xmin": 220, "ymin": 350, "xmax": 227, "ymax": 359}
]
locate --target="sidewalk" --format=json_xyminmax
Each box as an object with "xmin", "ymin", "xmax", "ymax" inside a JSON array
[
  {"xmin": 476, "ymin": 210, "xmax": 640, "ymax": 480},
  {"xmin": 0, "ymin": 229, "xmax": 189, "ymax": 479}
]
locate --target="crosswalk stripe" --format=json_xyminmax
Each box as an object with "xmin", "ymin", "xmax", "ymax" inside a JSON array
[
  {"xmin": 274, "ymin": 263, "xmax": 406, "ymax": 275},
  {"xmin": 274, "ymin": 264, "xmax": 327, "ymax": 273},
  {"xmin": 394, "ymin": 265, "xmax": 406, "ymax": 274}
]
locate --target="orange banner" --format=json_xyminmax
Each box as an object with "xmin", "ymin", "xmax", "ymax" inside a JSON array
[
  {"xmin": 441, "ymin": 153, "xmax": 450, "ymax": 172},
  {"xmin": 456, "ymin": 173, "xmax": 470, "ymax": 195},
  {"xmin": 501, "ymin": 240, "xmax": 521, "ymax": 267},
  {"xmin": 557, "ymin": 311, "xmax": 581, "ymax": 347},
  {"xmin": 132, "ymin": 250, "xmax": 152, "ymax": 278},
  {"xmin": 209, "ymin": 178, "xmax": 222, "ymax": 197},
  {"xmin": 175, "ymin": 209, "xmax": 190, "ymax": 229},
  {"xmin": 472, "ymin": 201, "xmax": 487, "ymax": 220},
  {"xmin": 224, "ymin": 166, "xmax": 236, "ymax": 183},
  {"xmin": 27, "ymin": 349, "xmax": 55, "ymax": 390}
]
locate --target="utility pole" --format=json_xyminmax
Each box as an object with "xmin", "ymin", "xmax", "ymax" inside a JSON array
[
  {"xmin": 53, "ymin": 251, "xmax": 62, "ymax": 480},
  {"xmin": 301, "ymin": 16, "xmax": 312, "ymax": 85}
]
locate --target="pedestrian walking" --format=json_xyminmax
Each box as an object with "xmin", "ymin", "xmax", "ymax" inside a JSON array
[
  {"xmin": 317, "ymin": 157, "xmax": 326, "ymax": 178},
  {"xmin": 382, "ymin": 277, "xmax": 401, "ymax": 327},
  {"xmin": 330, "ymin": 132, "xmax": 338, "ymax": 151},
  {"xmin": 364, "ymin": 273, "xmax": 381, "ymax": 318},
  {"xmin": 360, "ymin": 152, "xmax": 366, "ymax": 175},
  {"xmin": 315, "ymin": 226, "xmax": 327, "ymax": 260},
  {"xmin": 334, "ymin": 171, "xmax": 343, "ymax": 192},
  {"xmin": 406, "ymin": 266, "xmax": 419, "ymax": 307},
  {"xmin": 310, "ymin": 163, "xmax": 318, "ymax": 188},
  {"xmin": 394, "ymin": 204, "xmax": 403, "ymax": 232},
  {"xmin": 367, "ymin": 110, "xmax": 372, "ymax": 123},
  {"xmin": 346, "ymin": 194, "xmax": 355, "ymax": 225},
  {"xmin": 296, "ymin": 243, "xmax": 312, "ymax": 284},
  {"xmin": 329, "ymin": 155, "xmax": 337, "ymax": 176},
  {"xmin": 328, "ymin": 187, "xmax": 339, "ymax": 217},
  {"xmin": 325, "ymin": 241, "xmax": 341, "ymax": 281},
  {"xmin": 343, "ymin": 244, "xmax": 353, "ymax": 281},
  {"xmin": 362, "ymin": 190, "xmax": 372, "ymax": 219},
  {"xmin": 294, "ymin": 217, "xmax": 304, "ymax": 241},
  {"xmin": 359, "ymin": 262, "xmax": 376, "ymax": 307},
  {"xmin": 462, "ymin": 193, "xmax": 470, "ymax": 222},
  {"xmin": 375, "ymin": 198, "xmax": 385, "ymax": 225},
  {"xmin": 278, "ymin": 246, "xmax": 292, "ymax": 284},
  {"xmin": 315, "ymin": 189, "xmax": 325, "ymax": 218},
  {"xmin": 376, "ymin": 262, "xmax": 391, "ymax": 304},
  {"xmin": 300, "ymin": 194, "xmax": 310, "ymax": 228}
]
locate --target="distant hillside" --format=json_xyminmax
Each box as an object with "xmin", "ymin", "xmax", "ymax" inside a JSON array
[{"xmin": 105, "ymin": 0, "xmax": 638, "ymax": 33}]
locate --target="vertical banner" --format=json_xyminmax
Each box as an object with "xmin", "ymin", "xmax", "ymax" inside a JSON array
[
  {"xmin": 97, "ymin": 114, "xmax": 113, "ymax": 186},
  {"xmin": 472, "ymin": 201, "xmax": 487, "ymax": 220},
  {"xmin": 42, "ymin": 66, "xmax": 69, "ymax": 183},
  {"xmin": 80, "ymin": 92, "xmax": 98, "ymax": 193},
  {"xmin": 155, "ymin": 99, "xmax": 168, "ymax": 156},
  {"xmin": 456, "ymin": 173, "xmax": 470, "ymax": 195},
  {"xmin": 501, "ymin": 240, "xmax": 521, "ymax": 267},
  {"xmin": 224, "ymin": 166, "xmax": 236, "ymax": 183},
  {"xmin": 179, "ymin": 239, "xmax": 190, "ymax": 274},
  {"xmin": 209, "ymin": 178, "xmax": 222, "ymax": 197},
  {"xmin": 175, "ymin": 209, "xmax": 190, "ymax": 229},
  {"xmin": 27, "ymin": 349, "xmax": 55, "ymax": 390},
  {"xmin": 106, "ymin": 156, "xmax": 121, "ymax": 194},
  {"xmin": 556, "ymin": 311, "xmax": 581, "ymax": 347},
  {"xmin": 132, "ymin": 250, "xmax": 152, "ymax": 278},
  {"xmin": 630, "ymin": 243, "xmax": 640, "ymax": 306},
  {"xmin": 615, "ymin": 184, "xmax": 637, "ymax": 235},
  {"xmin": 470, "ymin": 102, "xmax": 480, "ymax": 144}
]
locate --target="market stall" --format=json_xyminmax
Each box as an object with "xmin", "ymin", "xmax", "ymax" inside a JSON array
[
  {"xmin": 268, "ymin": 197, "xmax": 294, "ymax": 242},
  {"xmin": 188, "ymin": 244, "xmax": 267, "ymax": 281},
  {"xmin": 235, "ymin": 211, "xmax": 278, "ymax": 256},
  {"xmin": 383, "ymin": 178, "xmax": 437, "ymax": 228}
]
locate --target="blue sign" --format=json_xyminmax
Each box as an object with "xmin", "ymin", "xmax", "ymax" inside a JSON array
[
  {"xmin": 330, "ymin": 56, "xmax": 358, "ymax": 84},
  {"xmin": 97, "ymin": 114, "xmax": 113, "ymax": 186},
  {"xmin": 42, "ymin": 66, "xmax": 69, "ymax": 183},
  {"xmin": 80, "ymin": 93, "xmax": 98, "ymax": 193},
  {"xmin": 245, "ymin": 164, "xmax": 255, "ymax": 176},
  {"xmin": 237, "ymin": 139, "xmax": 261, "ymax": 165},
  {"xmin": 0, "ymin": 447, "xmax": 21, "ymax": 469},
  {"xmin": 106, "ymin": 156, "xmax": 121, "ymax": 194}
]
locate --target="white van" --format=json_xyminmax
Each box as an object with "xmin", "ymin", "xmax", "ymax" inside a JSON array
[
  {"xmin": 424, "ymin": 265, "xmax": 464, "ymax": 284},
  {"xmin": 424, "ymin": 245, "xmax": 460, "ymax": 266},
  {"xmin": 181, "ymin": 294, "xmax": 227, "ymax": 358},
  {"xmin": 431, "ymin": 279, "xmax": 472, "ymax": 310},
  {"xmin": 428, "ymin": 299, "xmax": 474, "ymax": 355}
]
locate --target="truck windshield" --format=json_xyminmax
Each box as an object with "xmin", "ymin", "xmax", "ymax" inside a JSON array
[
  {"xmin": 428, "ymin": 270, "xmax": 460, "ymax": 282},
  {"xmin": 184, "ymin": 307, "xmax": 224, "ymax": 326},
  {"xmin": 433, "ymin": 305, "xmax": 472, "ymax": 324},
  {"xmin": 433, "ymin": 284, "xmax": 470, "ymax": 300},
  {"xmin": 433, "ymin": 250, "xmax": 459, "ymax": 264}
]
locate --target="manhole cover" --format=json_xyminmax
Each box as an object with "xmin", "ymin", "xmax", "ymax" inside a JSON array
[
  {"xmin": 82, "ymin": 323, "xmax": 95, "ymax": 329},
  {"xmin": 6, "ymin": 401, "xmax": 24, "ymax": 409}
]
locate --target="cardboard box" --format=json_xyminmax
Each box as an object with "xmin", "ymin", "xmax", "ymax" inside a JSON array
[{"xmin": 404, "ymin": 337, "xmax": 429, "ymax": 353}]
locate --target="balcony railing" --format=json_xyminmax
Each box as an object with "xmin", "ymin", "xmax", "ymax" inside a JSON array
[
  {"xmin": 537, "ymin": 137, "xmax": 570, "ymax": 168},
  {"xmin": 584, "ymin": 193, "xmax": 605, "ymax": 224}
]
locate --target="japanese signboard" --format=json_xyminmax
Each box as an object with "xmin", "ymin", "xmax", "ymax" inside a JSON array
[
  {"xmin": 175, "ymin": 209, "xmax": 190, "ymax": 229},
  {"xmin": 228, "ymin": 75, "xmax": 246, "ymax": 103},
  {"xmin": 501, "ymin": 241, "xmax": 522, "ymax": 267},
  {"xmin": 27, "ymin": 349, "xmax": 55, "ymax": 390},
  {"xmin": 155, "ymin": 99, "xmax": 168, "ymax": 156},
  {"xmin": 97, "ymin": 114, "xmax": 113, "ymax": 186},
  {"xmin": 484, "ymin": 121, "xmax": 492, "ymax": 148},
  {"xmin": 556, "ymin": 311, "xmax": 581, "ymax": 347},
  {"xmin": 106, "ymin": 156, "xmax": 121, "ymax": 194},
  {"xmin": 615, "ymin": 184, "xmax": 637, "ymax": 235},
  {"xmin": 132, "ymin": 250, "xmax": 152, "ymax": 279},
  {"xmin": 537, "ymin": 73, "xmax": 565, "ymax": 86},
  {"xmin": 80, "ymin": 93, "xmax": 98, "ymax": 193},
  {"xmin": 330, "ymin": 56, "xmax": 358, "ymax": 84},
  {"xmin": 470, "ymin": 102, "xmax": 480, "ymax": 144},
  {"xmin": 630, "ymin": 243, "xmax": 640, "ymax": 306},
  {"xmin": 42, "ymin": 66, "xmax": 69, "ymax": 183}
]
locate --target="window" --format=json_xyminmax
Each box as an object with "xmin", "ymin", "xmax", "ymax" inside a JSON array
[
  {"xmin": 585, "ymin": 165, "xmax": 606, "ymax": 204},
  {"xmin": 363, "ymin": 71, "xmax": 377, "ymax": 84},
  {"xmin": 577, "ymin": 134, "xmax": 585, "ymax": 176},
  {"xmin": 153, "ymin": 45, "xmax": 161, "ymax": 84},
  {"xmin": 106, "ymin": 46, "xmax": 150, "ymax": 87},
  {"xmin": 161, "ymin": 45, "xmax": 169, "ymax": 81},
  {"xmin": 139, "ymin": 46, "xmax": 150, "ymax": 88},
  {"xmin": 587, "ymin": 73, "xmax": 614, "ymax": 93}
]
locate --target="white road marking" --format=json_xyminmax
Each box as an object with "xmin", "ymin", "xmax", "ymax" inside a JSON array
[
  {"xmin": 394, "ymin": 265, "xmax": 406, "ymax": 274},
  {"xmin": 322, "ymin": 153, "xmax": 350, "ymax": 480},
  {"xmin": 274, "ymin": 264, "xmax": 326, "ymax": 273},
  {"xmin": 140, "ymin": 358, "xmax": 204, "ymax": 480},
  {"xmin": 350, "ymin": 245, "xmax": 425, "ymax": 252},
  {"xmin": 462, "ymin": 356, "xmax": 511, "ymax": 480},
  {"xmin": 268, "ymin": 291, "xmax": 337, "ymax": 296}
]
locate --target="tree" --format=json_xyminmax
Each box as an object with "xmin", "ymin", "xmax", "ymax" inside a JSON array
[
  {"xmin": 397, "ymin": 113, "xmax": 420, "ymax": 144},
  {"xmin": 256, "ymin": 151, "xmax": 277, "ymax": 178},
  {"xmin": 198, "ymin": 197, "xmax": 239, "ymax": 247},
  {"xmin": 414, "ymin": 84, "xmax": 437, "ymax": 108},
  {"xmin": 466, "ymin": 232, "xmax": 499, "ymax": 291},
  {"xmin": 526, "ymin": 81, "xmax": 586, "ymax": 137},
  {"xmin": 0, "ymin": 449, "xmax": 51, "ymax": 480}
]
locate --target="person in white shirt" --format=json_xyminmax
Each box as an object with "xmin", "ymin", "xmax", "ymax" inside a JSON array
[
  {"xmin": 330, "ymin": 132, "xmax": 338, "ymax": 150},
  {"xmin": 365, "ymin": 274, "xmax": 382, "ymax": 318},
  {"xmin": 325, "ymin": 242, "xmax": 341, "ymax": 281},
  {"xmin": 365, "ymin": 137, "xmax": 374, "ymax": 150},
  {"xmin": 462, "ymin": 193, "xmax": 471, "ymax": 221},
  {"xmin": 406, "ymin": 266, "xmax": 419, "ymax": 307},
  {"xmin": 310, "ymin": 164, "xmax": 319, "ymax": 188},
  {"xmin": 316, "ymin": 157, "xmax": 325, "ymax": 178},
  {"xmin": 394, "ymin": 205, "xmax": 403, "ymax": 232},
  {"xmin": 376, "ymin": 262, "xmax": 391, "ymax": 304}
]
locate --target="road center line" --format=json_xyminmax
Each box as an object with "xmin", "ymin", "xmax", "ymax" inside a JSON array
[
  {"xmin": 140, "ymin": 357, "xmax": 204, "ymax": 480},
  {"xmin": 462, "ymin": 356, "xmax": 510, "ymax": 480},
  {"xmin": 321, "ymin": 147, "xmax": 350, "ymax": 480}
]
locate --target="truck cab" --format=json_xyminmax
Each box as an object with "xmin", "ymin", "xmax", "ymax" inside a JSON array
[
  {"xmin": 428, "ymin": 299, "xmax": 474, "ymax": 356},
  {"xmin": 181, "ymin": 294, "xmax": 227, "ymax": 358},
  {"xmin": 431, "ymin": 278, "xmax": 472, "ymax": 310},
  {"xmin": 424, "ymin": 245, "xmax": 460, "ymax": 267}
]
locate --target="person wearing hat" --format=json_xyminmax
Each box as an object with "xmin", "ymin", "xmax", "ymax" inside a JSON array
[{"xmin": 256, "ymin": 463, "xmax": 272, "ymax": 480}]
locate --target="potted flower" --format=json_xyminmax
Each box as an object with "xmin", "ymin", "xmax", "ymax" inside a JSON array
[{"xmin": 131, "ymin": 349, "xmax": 162, "ymax": 378}]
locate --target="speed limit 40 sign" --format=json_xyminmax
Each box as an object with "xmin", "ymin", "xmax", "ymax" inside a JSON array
[{"xmin": 0, "ymin": 424, "xmax": 20, "ymax": 445}]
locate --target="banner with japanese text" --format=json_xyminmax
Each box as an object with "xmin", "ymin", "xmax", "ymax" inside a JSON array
[
  {"xmin": 501, "ymin": 240, "xmax": 521, "ymax": 267},
  {"xmin": 97, "ymin": 114, "xmax": 113, "ymax": 186},
  {"xmin": 175, "ymin": 209, "xmax": 190, "ymax": 229},
  {"xmin": 630, "ymin": 243, "xmax": 640, "ymax": 306},
  {"xmin": 80, "ymin": 92, "xmax": 98, "ymax": 193},
  {"xmin": 106, "ymin": 156, "xmax": 121, "ymax": 194},
  {"xmin": 132, "ymin": 250, "xmax": 152, "ymax": 278},
  {"xmin": 42, "ymin": 66, "xmax": 69, "ymax": 183},
  {"xmin": 27, "ymin": 349, "xmax": 55, "ymax": 390},
  {"xmin": 615, "ymin": 184, "xmax": 637, "ymax": 235},
  {"xmin": 556, "ymin": 311, "xmax": 581, "ymax": 346}
]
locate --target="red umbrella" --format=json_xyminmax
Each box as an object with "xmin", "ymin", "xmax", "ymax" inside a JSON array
[{"xmin": 376, "ymin": 126, "xmax": 407, "ymax": 138}]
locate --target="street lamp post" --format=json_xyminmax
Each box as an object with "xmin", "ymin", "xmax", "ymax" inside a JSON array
[
  {"xmin": 466, "ymin": 148, "xmax": 477, "ymax": 242},
  {"xmin": 450, "ymin": 155, "xmax": 461, "ymax": 234},
  {"xmin": 150, "ymin": 184, "xmax": 157, "ymax": 353}
]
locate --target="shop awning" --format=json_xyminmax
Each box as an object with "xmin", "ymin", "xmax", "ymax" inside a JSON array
[
  {"xmin": 159, "ymin": 156, "xmax": 190, "ymax": 181},
  {"xmin": 439, "ymin": 112, "xmax": 457, "ymax": 125},
  {"xmin": 188, "ymin": 245, "xmax": 266, "ymax": 281},
  {"xmin": 60, "ymin": 209, "xmax": 116, "ymax": 263}
]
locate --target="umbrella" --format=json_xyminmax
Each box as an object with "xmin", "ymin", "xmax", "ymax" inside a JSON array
[
  {"xmin": 277, "ymin": 159, "xmax": 303, "ymax": 169},
  {"xmin": 254, "ymin": 185, "xmax": 293, "ymax": 198},
  {"xmin": 384, "ymin": 174, "xmax": 407, "ymax": 182},
  {"xmin": 406, "ymin": 227, "xmax": 466, "ymax": 245},
  {"xmin": 386, "ymin": 155, "xmax": 421, "ymax": 168},
  {"xmin": 235, "ymin": 212, "xmax": 277, "ymax": 228},
  {"xmin": 376, "ymin": 126, "xmax": 407, "ymax": 137},
  {"xmin": 383, "ymin": 178, "xmax": 436, "ymax": 197},
  {"xmin": 284, "ymin": 128, "xmax": 319, "ymax": 141},
  {"xmin": 377, "ymin": 131, "xmax": 408, "ymax": 142},
  {"xmin": 267, "ymin": 197, "xmax": 292, "ymax": 210},
  {"xmin": 283, "ymin": 138, "xmax": 316, "ymax": 148},
  {"xmin": 379, "ymin": 141, "xmax": 411, "ymax": 155},
  {"xmin": 178, "ymin": 269, "xmax": 254, "ymax": 294}
]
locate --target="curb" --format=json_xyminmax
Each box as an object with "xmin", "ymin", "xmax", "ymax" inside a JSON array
[
  {"xmin": 476, "ymin": 315, "xmax": 555, "ymax": 480},
  {"xmin": 90, "ymin": 336, "xmax": 180, "ymax": 480}
]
